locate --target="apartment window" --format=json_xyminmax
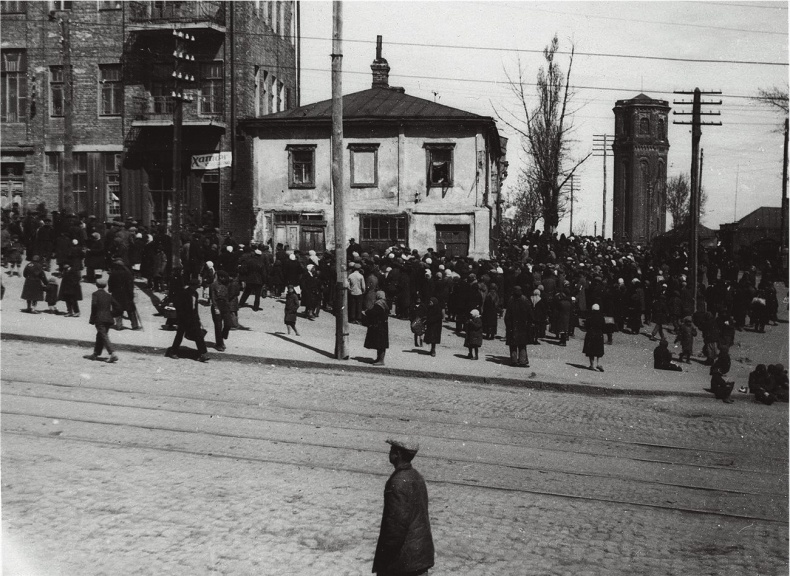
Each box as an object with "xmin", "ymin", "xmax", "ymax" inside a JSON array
[
  {"xmin": 276, "ymin": 80, "xmax": 284, "ymax": 112},
  {"xmin": 349, "ymin": 144, "xmax": 379, "ymax": 187},
  {"xmin": 97, "ymin": 0, "xmax": 121, "ymax": 9},
  {"xmin": 45, "ymin": 152, "xmax": 61, "ymax": 173},
  {"xmin": 50, "ymin": 0, "xmax": 72, "ymax": 10},
  {"xmin": 425, "ymin": 144, "xmax": 454, "ymax": 187},
  {"xmin": 50, "ymin": 66, "xmax": 64, "ymax": 117},
  {"xmin": 73, "ymin": 152, "xmax": 88, "ymax": 215},
  {"xmin": 640, "ymin": 117, "xmax": 650, "ymax": 135},
  {"xmin": 360, "ymin": 214, "xmax": 407, "ymax": 249},
  {"xmin": 105, "ymin": 152, "xmax": 121, "ymax": 218},
  {"xmin": 287, "ymin": 144, "xmax": 316, "ymax": 188},
  {"xmin": 99, "ymin": 64, "xmax": 122, "ymax": 116},
  {"xmin": 268, "ymin": 74, "xmax": 276, "ymax": 114},
  {"xmin": 261, "ymin": 70, "xmax": 269, "ymax": 115},
  {"xmin": 1, "ymin": 50, "xmax": 26, "ymax": 122},
  {"xmin": 253, "ymin": 66, "xmax": 261, "ymax": 117},
  {"xmin": 200, "ymin": 61, "xmax": 223, "ymax": 115},
  {"xmin": 150, "ymin": 62, "xmax": 174, "ymax": 114},
  {"xmin": 1, "ymin": 1, "xmax": 25, "ymax": 13}
]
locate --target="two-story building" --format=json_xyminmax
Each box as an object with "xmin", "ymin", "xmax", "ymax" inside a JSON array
[{"xmin": 238, "ymin": 38, "xmax": 507, "ymax": 259}]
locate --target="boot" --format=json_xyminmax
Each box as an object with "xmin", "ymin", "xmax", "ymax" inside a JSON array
[
  {"xmin": 560, "ymin": 333, "xmax": 567, "ymax": 346},
  {"xmin": 114, "ymin": 316, "xmax": 123, "ymax": 330},
  {"xmin": 373, "ymin": 350, "xmax": 386, "ymax": 366}
]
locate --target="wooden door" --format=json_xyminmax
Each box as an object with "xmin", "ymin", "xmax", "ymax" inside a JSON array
[{"xmin": 435, "ymin": 225, "xmax": 469, "ymax": 257}]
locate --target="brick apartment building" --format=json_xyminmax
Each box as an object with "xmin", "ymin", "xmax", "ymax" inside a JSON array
[{"xmin": 1, "ymin": 0, "xmax": 298, "ymax": 240}]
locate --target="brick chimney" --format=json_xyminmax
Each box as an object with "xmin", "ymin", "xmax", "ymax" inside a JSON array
[{"xmin": 370, "ymin": 35, "xmax": 390, "ymax": 89}]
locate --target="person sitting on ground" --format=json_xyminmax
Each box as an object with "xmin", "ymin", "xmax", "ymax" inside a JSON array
[
  {"xmin": 769, "ymin": 364, "xmax": 789, "ymax": 403},
  {"xmin": 709, "ymin": 349, "xmax": 734, "ymax": 403},
  {"xmin": 653, "ymin": 339, "xmax": 682, "ymax": 371}
]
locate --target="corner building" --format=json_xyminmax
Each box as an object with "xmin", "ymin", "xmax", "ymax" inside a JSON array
[
  {"xmin": 239, "ymin": 39, "xmax": 507, "ymax": 259},
  {"xmin": 612, "ymin": 94, "xmax": 670, "ymax": 244},
  {"xmin": 1, "ymin": 1, "xmax": 297, "ymax": 240}
]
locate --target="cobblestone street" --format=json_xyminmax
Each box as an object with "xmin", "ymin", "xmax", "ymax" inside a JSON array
[{"xmin": 2, "ymin": 340, "xmax": 787, "ymax": 575}]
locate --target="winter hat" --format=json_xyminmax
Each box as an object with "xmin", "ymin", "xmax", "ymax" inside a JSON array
[
  {"xmin": 289, "ymin": 254, "xmax": 296, "ymax": 261},
  {"xmin": 226, "ymin": 245, "xmax": 233, "ymax": 252},
  {"xmin": 470, "ymin": 309, "xmax": 480, "ymax": 318},
  {"xmin": 592, "ymin": 303, "xmax": 600, "ymax": 311}
]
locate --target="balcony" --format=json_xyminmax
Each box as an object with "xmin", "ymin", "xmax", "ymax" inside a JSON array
[
  {"xmin": 128, "ymin": 1, "xmax": 226, "ymax": 33},
  {"xmin": 130, "ymin": 95, "xmax": 226, "ymax": 130}
]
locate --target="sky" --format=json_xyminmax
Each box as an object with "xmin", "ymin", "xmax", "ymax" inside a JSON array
[{"xmin": 295, "ymin": 0, "xmax": 789, "ymax": 237}]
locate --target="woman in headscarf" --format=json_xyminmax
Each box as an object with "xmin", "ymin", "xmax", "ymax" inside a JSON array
[
  {"xmin": 464, "ymin": 308, "xmax": 483, "ymax": 360},
  {"xmin": 583, "ymin": 303, "xmax": 605, "ymax": 372},
  {"xmin": 363, "ymin": 290, "xmax": 389, "ymax": 365},
  {"xmin": 424, "ymin": 296, "xmax": 444, "ymax": 357},
  {"xmin": 481, "ymin": 282, "xmax": 499, "ymax": 340}
]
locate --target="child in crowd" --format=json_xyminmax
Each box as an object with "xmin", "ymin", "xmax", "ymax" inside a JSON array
[
  {"xmin": 6, "ymin": 235, "xmax": 22, "ymax": 276},
  {"xmin": 674, "ymin": 316, "xmax": 697, "ymax": 363},
  {"xmin": 710, "ymin": 349, "xmax": 734, "ymax": 404},
  {"xmin": 464, "ymin": 308, "xmax": 483, "ymax": 360},
  {"xmin": 409, "ymin": 295, "xmax": 427, "ymax": 348},
  {"xmin": 284, "ymin": 284, "xmax": 300, "ymax": 336},
  {"xmin": 45, "ymin": 277, "xmax": 60, "ymax": 314}
]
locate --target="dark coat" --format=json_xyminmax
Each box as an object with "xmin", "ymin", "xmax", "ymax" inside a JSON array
[
  {"xmin": 505, "ymin": 294, "xmax": 533, "ymax": 348},
  {"xmin": 363, "ymin": 273, "xmax": 379, "ymax": 311},
  {"xmin": 21, "ymin": 261, "xmax": 47, "ymax": 301},
  {"xmin": 423, "ymin": 299, "xmax": 444, "ymax": 344},
  {"xmin": 174, "ymin": 286, "xmax": 204, "ymax": 340},
  {"xmin": 108, "ymin": 264, "xmax": 136, "ymax": 308},
  {"xmin": 582, "ymin": 310, "xmax": 605, "ymax": 358},
  {"xmin": 284, "ymin": 291, "xmax": 300, "ymax": 324},
  {"xmin": 84, "ymin": 238, "xmax": 105, "ymax": 270},
  {"xmin": 363, "ymin": 301, "xmax": 389, "ymax": 350},
  {"xmin": 58, "ymin": 267, "xmax": 83, "ymax": 301},
  {"xmin": 89, "ymin": 288, "xmax": 120, "ymax": 325},
  {"xmin": 239, "ymin": 253, "xmax": 265, "ymax": 285},
  {"xmin": 481, "ymin": 290, "xmax": 499, "ymax": 334},
  {"xmin": 551, "ymin": 296, "xmax": 572, "ymax": 335},
  {"xmin": 372, "ymin": 463, "xmax": 435, "ymax": 575},
  {"xmin": 464, "ymin": 316, "xmax": 483, "ymax": 348}
]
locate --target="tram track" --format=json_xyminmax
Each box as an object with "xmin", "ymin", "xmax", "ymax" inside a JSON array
[
  {"xmin": 3, "ymin": 427, "xmax": 784, "ymax": 526},
  {"xmin": 4, "ymin": 406, "xmax": 783, "ymax": 498},
  {"xmin": 3, "ymin": 377, "xmax": 786, "ymax": 474}
]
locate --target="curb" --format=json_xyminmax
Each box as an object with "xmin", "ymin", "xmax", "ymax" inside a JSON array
[{"xmin": 1, "ymin": 331, "xmax": 708, "ymax": 398}]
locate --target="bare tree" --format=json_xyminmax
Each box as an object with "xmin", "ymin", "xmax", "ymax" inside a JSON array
[
  {"xmin": 666, "ymin": 172, "xmax": 708, "ymax": 229},
  {"xmin": 753, "ymin": 85, "xmax": 789, "ymax": 115},
  {"xmin": 495, "ymin": 35, "xmax": 590, "ymax": 233},
  {"xmin": 512, "ymin": 169, "xmax": 543, "ymax": 231}
]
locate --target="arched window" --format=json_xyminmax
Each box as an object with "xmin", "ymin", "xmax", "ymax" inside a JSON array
[
  {"xmin": 640, "ymin": 117, "xmax": 650, "ymax": 135},
  {"xmin": 657, "ymin": 118, "xmax": 665, "ymax": 139}
]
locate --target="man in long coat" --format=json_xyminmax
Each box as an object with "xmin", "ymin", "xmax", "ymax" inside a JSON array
[
  {"xmin": 505, "ymin": 285, "xmax": 533, "ymax": 367},
  {"xmin": 108, "ymin": 258, "xmax": 141, "ymax": 330},
  {"xmin": 373, "ymin": 438, "xmax": 434, "ymax": 576}
]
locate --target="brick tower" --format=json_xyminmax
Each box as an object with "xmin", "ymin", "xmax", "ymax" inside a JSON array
[{"xmin": 612, "ymin": 94, "xmax": 670, "ymax": 244}]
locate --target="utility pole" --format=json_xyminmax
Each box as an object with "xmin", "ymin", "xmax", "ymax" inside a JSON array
[
  {"xmin": 592, "ymin": 134, "xmax": 613, "ymax": 238},
  {"xmin": 332, "ymin": 1, "xmax": 349, "ymax": 360},
  {"xmin": 673, "ymin": 88, "xmax": 722, "ymax": 310},
  {"xmin": 781, "ymin": 118, "xmax": 788, "ymax": 279},
  {"xmin": 60, "ymin": 15, "xmax": 74, "ymax": 215},
  {"xmin": 563, "ymin": 174, "xmax": 577, "ymax": 235},
  {"xmin": 170, "ymin": 28, "xmax": 195, "ymax": 270}
]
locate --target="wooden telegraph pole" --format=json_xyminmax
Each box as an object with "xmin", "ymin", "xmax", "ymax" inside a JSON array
[
  {"xmin": 332, "ymin": 1, "xmax": 349, "ymax": 359},
  {"xmin": 170, "ymin": 28, "xmax": 195, "ymax": 270},
  {"xmin": 673, "ymin": 88, "xmax": 721, "ymax": 310},
  {"xmin": 592, "ymin": 134, "xmax": 613, "ymax": 238}
]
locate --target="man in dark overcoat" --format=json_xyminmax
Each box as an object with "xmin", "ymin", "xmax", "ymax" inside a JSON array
[
  {"xmin": 373, "ymin": 437, "xmax": 434, "ymax": 576},
  {"xmin": 504, "ymin": 285, "xmax": 533, "ymax": 367},
  {"xmin": 86, "ymin": 278, "xmax": 120, "ymax": 363},
  {"xmin": 239, "ymin": 248, "xmax": 265, "ymax": 311},
  {"xmin": 165, "ymin": 276, "xmax": 209, "ymax": 362},
  {"xmin": 108, "ymin": 258, "xmax": 141, "ymax": 330}
]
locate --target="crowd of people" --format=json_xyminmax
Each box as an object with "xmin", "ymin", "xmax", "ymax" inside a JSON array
[{"xmin": 2, "ymin": 207, "xmax": 787, "ymax": 404}]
